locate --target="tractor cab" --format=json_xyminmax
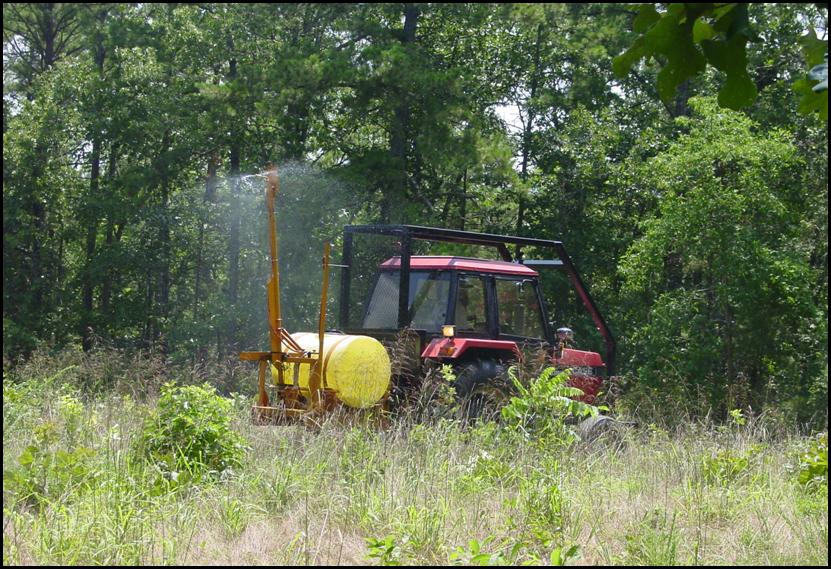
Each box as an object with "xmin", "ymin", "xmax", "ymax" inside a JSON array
[{"xmin": 363, "ymin": 256, "xmax": 549, "ymax": 344}]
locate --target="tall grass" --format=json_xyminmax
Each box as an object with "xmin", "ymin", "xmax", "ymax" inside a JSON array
[{"xmin": 3, "ymin": 349, "xmax": 828, "ymax": 565}]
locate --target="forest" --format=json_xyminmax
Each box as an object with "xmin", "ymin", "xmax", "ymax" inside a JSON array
[
  {"xmin": 4, "ymin": 2, "xmax": 827, "ymax": 421},
  {"xmin": 3, "ymin": 4, "xmax": 828, "ymax": 566}
]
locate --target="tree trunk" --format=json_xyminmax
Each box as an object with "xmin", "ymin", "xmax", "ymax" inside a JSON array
[
  {"xmin": 226, "ymin": 40, "xmax": 242, "ymax": 354},
  {"xmin": 383, "ymin": 3, "xmax": 419, "ymax": 223},
  {"xmin": 194, "ymin": 156, "xmax": 218, "ymax": 317},
  {"xmin": 100, "ymin": 145, "xmax": 120, "ymax": 318},
  {"xmin": 42, "ymin": 5, "xmax": 56, "ymax": 72},
  {"xmin": 157, "ymin": 130, "xmax": 172, "ymax": 354},
  {"xmin": 673, "ymin": 79, "xmax": 691, "ymax": 117},
  {"xmin": 100, "ymin": 221, "xmax": 114, "ymax": 316},
  {"xmin": 228, "ymin": 143, "xmax": 241, "ymax": 309},
  {"xmin": 81, "ymin": 33, "xmax": 107, "ymax": 352},
  {"xmin": 194, "ymin": 156, "xmax": 218, "ymax": 364},
  {"xmin": 143, "ymin": 268, "xmax": 154, "ymax": 348},
  {"xmin": 515, "ymin": 23, "xmax": 543, "ymax": 260},
  {"xmin": 81, "ymin": 137, "xmax": 101, "ymax": 352},
  {"xmin": 285, "ymin": 101, "xmax": 310, "ymax": 161}
]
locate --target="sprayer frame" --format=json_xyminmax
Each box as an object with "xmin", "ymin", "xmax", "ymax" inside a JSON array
[{"xmin": 240, "ymin": 166, "xmax": 339, "ymax": 424}]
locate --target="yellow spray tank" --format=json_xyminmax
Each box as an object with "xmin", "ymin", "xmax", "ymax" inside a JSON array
[
  {"xmin": 272, "ymin": 333, "xmax": 390, "ymax": 408},
  {"xmin": 240, "ymin": 164, "xmax": 392, "ymax": 423}
]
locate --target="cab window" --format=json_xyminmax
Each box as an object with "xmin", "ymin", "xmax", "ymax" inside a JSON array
[
  {"xmin": 455, "ymin": 275, "xmax": 488, "ymax": 333},
  {"xmin": 363, "ymin": 270, "xmax": 450, "ymax": 331},
  {"xmin": 409, "ymin": 271, "xmax": 451, "ymax": 330},
  {"xmin": 495, "ymin": 278, "xmax": 545, "ymax": 339}
]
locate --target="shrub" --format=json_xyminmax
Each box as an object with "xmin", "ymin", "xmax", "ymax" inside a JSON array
[{"xmin": 136, "ymin": 383, "xmax": 247, "ymax": 481}]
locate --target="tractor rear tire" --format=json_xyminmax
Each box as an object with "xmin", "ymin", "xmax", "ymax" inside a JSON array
[{"xmin": 453, "ymin": 359, "xmax": 509, "ymax": 420}]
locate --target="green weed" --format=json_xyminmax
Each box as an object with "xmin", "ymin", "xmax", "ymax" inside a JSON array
[
  {"xmin": 797, "ymin": 432, "xmax": 828, "ymax": 487},
  {"xmin": 6, "ymin": 421, "xmax": 99, "ymax": 508},
  {"xmin": 3, "ymin": 351, "xmax": 828, "ymax": 567},
  {"xmin": 621, "ymin": 509, "xmax": 679, "ymax": 566},
  {"xmin": 365, "ymin": 535, "xmax": 404, "ymax": 566},
  {"xmin": 700, "ymin": 444, "xmax": 766, "ymax": 485},
  {"xmin": 217, "ymin": 496, "xmax": 253, "ymax": 539}
]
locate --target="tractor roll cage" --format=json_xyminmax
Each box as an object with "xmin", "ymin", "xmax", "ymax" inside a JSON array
[{"xmin": 339, "ymin": 224, "xmax": 616, "ymax": 375}]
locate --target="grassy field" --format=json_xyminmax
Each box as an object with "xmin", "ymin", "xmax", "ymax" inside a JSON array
[{"xmin": 3, "ymin": 350, "xmax": 827, "ymax": 566}]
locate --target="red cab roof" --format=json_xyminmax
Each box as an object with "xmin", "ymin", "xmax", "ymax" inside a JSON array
[{"xmin": 380, "ymin": 256, "xmax": 538, "ymax": 276}]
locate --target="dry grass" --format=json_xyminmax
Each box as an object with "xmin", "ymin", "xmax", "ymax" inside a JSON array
[
  {"xmin": 3, "ymin": 350, "xmax": 828, "ymax": 566},
  {"xmin": 563, "ymin": 432, "xmax": 828, "ymax": 565}
]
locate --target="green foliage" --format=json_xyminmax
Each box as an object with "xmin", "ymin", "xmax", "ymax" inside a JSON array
[
  {"xmin": 501, "ymin": 367, "xmax": 600, "ymax": 443},
  {"xmin": 6, "ymin": 420, "xmax": 98, "ymax": 507},
  {"xmin": 437, "ymin": 364, "xmax": 460, "ymax": 410},
  {"xmin": 391, "ymin": 504, "xmax": 448, "ymax": 557},
  {"xmin": 615, "ymin": 3, "xmax": 828, "ymax": 117},
  {"xmin": 621, "ymin": 509, "xmax": 679, "ymax": 566},
  {"xmin": 460, "ymin": 449, "xmax": 518, "ymax": 490},
  {"xmin": 728, "ymin": 408, "xmax": 747, "ymax": 427},
  {"xmin": 614, "ymin": 4, "xmax": 757, "ymax": 108},
  {"xmin": 366, "ymin": 535, "xmax": 404, "ymax": 566},
  {"xmin": 797, "ymin": 432, "xmax": 828, "ymax": 488},
  {"xmin": 550, "ymin": 545, "xmax": 581, "ymax": 566},
  {"xmin": 368, "ymin": 533, "xmax": 581, "ymax": 566},
  {"xmin": 450, "ymin": 536, "xmax": 518, "ymax": 566},
  {"xmin": 217, "ymin": 495, "xmax": 257, "ymax": 539},
  {"xmin": 513, "ymin": 469, "xmax": 565, "ymax": 546},
  {"xmin": 2, "ymin": 2, "xmax": 827, "ymax": 427},
  {"xmin": 1, "ymin": 352, "xmax": 827, "ymax": 565},
  {"xmin": 793, "ymin": 31, "xmax": 829, "ymax": 119},
  {"xmin": 136, "ymin": 383, "xmax": 247, "ymax": 481},
  {"xmin": 3, "ymin": 365, "xmax": 77, "ymax": 433},
  {"xmin": 808, "ymin": 54, "xmax": 828, "ymax": 92},
  {"xmin": 340, "ymin": 425, "xmax": 385, "ymax": 487},
  {"xmin": 449, "ymin": 537, "xmax": 578, "ymax": 566},
  {"xmin": 2, "ymin": 367, "xmax": 111, "ymax": 508},
  {"xmin": 619, "ymin": 97, "xmax": 824, "ymax": 420},
  {"xmin": 700, "ymin": 449, "xmax": 751, "ymax": 485}
]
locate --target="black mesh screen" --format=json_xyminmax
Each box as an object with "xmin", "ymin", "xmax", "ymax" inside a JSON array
[{"xmin": 362, "ymin": 272, "xmax": 401, "ymax": 328}]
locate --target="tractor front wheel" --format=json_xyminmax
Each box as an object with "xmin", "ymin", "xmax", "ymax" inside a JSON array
[{"xmin": 577, "ymin": 415, "xmax": 634, "ymax": 445}]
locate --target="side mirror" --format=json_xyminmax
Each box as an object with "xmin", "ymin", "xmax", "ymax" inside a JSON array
[
  {"xmin": 553, "ymin": 326, "xmax": 573, "ymax": 359},
  {"xmin": 556, "ymin": 327, "xmax": 574, "ymax": 342}
]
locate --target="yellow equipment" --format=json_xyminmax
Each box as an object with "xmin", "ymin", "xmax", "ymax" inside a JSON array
[
  {"xmin": 240, "ymin": 165, "xmax": 390, "ymax": 424},
  {"xmin": 279, "ymin": 333, "xmax": 390, "ymax": 408}
]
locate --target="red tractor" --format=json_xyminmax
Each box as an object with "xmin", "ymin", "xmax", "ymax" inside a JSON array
[{"xmin": 337, "ymin": 225, "xmax": 616, "ymax": 414}]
